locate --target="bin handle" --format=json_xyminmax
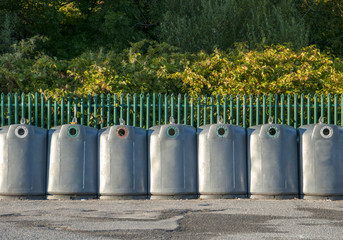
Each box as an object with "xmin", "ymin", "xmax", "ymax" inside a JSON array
[
  {"xmin": 169, "ymin": 116, "xmax": 175, "ymax": 124},
  {"xmin": 119, "ymin": 118, "xmax": 125, "ymax": 125},
  {"xmin": 20, "ymin": 118, "xmax": 27, "ymax": 124},
  {"xmin": 268, "ymin": 116, "xmax": 273, "ymax": 124},
  {"xmin": 71, "ymin": 117, "xmax": 77, "ymax": 124},
  {"xmin": 319, "ymin": 116, "xmax": 324, "ymax": 124},
  {"xmin": 71, "ymin": 105, "xmax": 78, "ymax": 124}
]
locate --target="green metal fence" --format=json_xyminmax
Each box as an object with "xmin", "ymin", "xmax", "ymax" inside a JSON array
[{"xmin": 1, "ymin": 93, "xmax": 342, "ymax": 129}]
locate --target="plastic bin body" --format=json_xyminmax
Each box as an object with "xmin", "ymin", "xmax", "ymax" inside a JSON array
[
  {"xmin": 47, "ymin": 124, "xmax": 98, "ymax": 199},
  {"xmin": 198, "ymin": 124, "xmax": 247, "ymax": 198},
  {"xmin": 0, "ymin": 124, "xmax": 47, "ymax": 199},
  {"xmin": 148, "ymin": 124, "xmax": 197, "ymax": 199},
  {"xmin": 299, "ymin": 124, "xmax": 343, "ymax": 200},
  {"xmin": 248, "ymin": 124, "xmax": 298, "ymax": 199},
  {"xmin": 98, "ymin": 125, "xmax": 147, "ymax": 199}
]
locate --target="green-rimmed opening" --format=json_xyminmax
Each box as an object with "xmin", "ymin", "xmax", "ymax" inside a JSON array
[
  {"xmin": 267, "ymin": 126, "xmax": 279, "ymax": 138},
  {"xmin": 167, "ymin": 126, "xmax": 178, "ymax": 138},
  {"xmin": 68, "ymin": 126, "xmax": 79, "ymax": 137},
  {"xmin": 216, "ymin": 125, "xmax": 228, "ymax": 137}
]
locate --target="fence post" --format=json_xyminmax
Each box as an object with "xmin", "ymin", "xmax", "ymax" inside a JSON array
[
  {"xmin": 164, "ymin": 93, "xmax": 168, "ymax": 124},
  {"xmin": 229, "ymin": 94, "xmax": 233, "ymax": 125},
  {"xmin": 236, "ymin": 94, "xmax": 240, "ymax": 126},
  {"xmin": 197, "ymin": 95, "xmax": 201, "ymax": 128},
  {"xmin": 171, "ymin": 94, "xmax": 175, "ymax": 120},
  {"xmin": 307, "ymin": 94, "xmax": 311, "ymax": 125},
  {"xmin": 314, "ymin": 94, "xmax": 318, "ymax": 124},
  {"xmin": 80, "ymin": 95, "xmax": 85, "ymax": 126},
  {"xmin": 139, "ymin": 93, "xmax": 144, "ymax": 128},
  {"xmin": 28, "ymin": 93, "xmax": 32, "ymax": 125},
  {"xmin": 203, "ymin": 95, "xmax": 208, "ymax": 125},
  {"xmin": 242, "ymin": 94, "xmax": 246, "ymax": 129},
  {"xmin": 190, "ymin": 95, "xmax": 194, "ymax": 127},
  {"xmin": 1, "ymin": 93, "xmax": 4, "ymax": 126},
  {"xmin": 158, "ymin": 93, "xmax": 162, "ymax": 125},
  {"xmin": 262, "ymin": 94, "xmax": 266, "ymax": 124},
  {"xmin": 256, "ymin": 94, "xmax": 260, "ymax": 126},
  {"xmin": 152, "ymin": 93, "xmax": 156, "ymax": 126},
  {"xmin": 223, "ymin": 95, "xmax": 227, "ymax": 124},
  {"xmin": 294, "ymin": 94, "xmax": 298, "ymax": 128},
  {"xmin": 120, "ymin": 94, "xmax": 124, "ymax": 121},
  {"xmin": 106, "ymin": 94, "xmax": 111, "ymax": 127},
  {"xmin": 146, "ymin": 93, "xmax": 150, "ymax": 129},
  {"xmin": 74, "ymin": 96, "xmax": 78, "ymax": 125},
  {"xmin": 67, "ymin": 94, "xmax": 71, "ymax": 124},
  {"xmin": 300, "ymin": 94, "xmax": 304, "ymax": 126},
  {"xmin": 47, "ymin": 97, "xmax": 51, "ymax": 129},
  {"xmin": 274, "ymin": 94, "xmax": 278, "ymax": 124},
  {"xmin": 14, "ymin": 93, "xmax": 18, "ymax": 124},
  {"xmin": 54, "ymin": 99, "xmax": 58, "ymax": 127},
  {"xmin": 184, "ymin": 94, "xmax": 188, "ymax": 125},
  {"xmin": 100, "ymin": 93, "xmax": 104, "ymax": 129},
  {"xmin": 133, "ymin": 93, "xmax": 137, "ymax": 127},
  {"xmin": 127, "ymin": 94, "xmax": 131, "ymax": 126},
  {"xmin": 210, "ymin": 95, "xmax": 214, "ymax": 124},
  {"xmin": 34, "ymin": 92, "xmax": 38, "ymax": 126},
  {"xmin": 334, "ymin": 94, "xmax": 338, "ymax": 125},
  {"xmin": 249, "ymin": 94, "xmax": 253, "ymax": 127},
  {"xmin": 87, "ymin": 94, "xmax": 91, "ymax": 126},
  {"xmin": 327, "ymin": 93, "xmax": 331, "ymax": 124},
  {"xmin": 21, "ymin": 93, "xmax": 26, "ymax": 124},
  {"xmin": 177, "ymin": 93, "xmax": 181, "ymax": 124},
  {"xmin": 280, "ymin": 94, "xmax": 284, "ymax": 125},
  {"xmin": 40, "ymin": 94, "xmax": 45, "ymax": 128},
  {"xmin": 321, "ymin": 94, "xmax": 325, "ymax": 122},
  {"xmin": 93, "ymin": 94, "xmax": 98, "ymax": 128}
]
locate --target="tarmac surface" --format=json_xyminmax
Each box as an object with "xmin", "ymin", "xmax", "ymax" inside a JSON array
[{"xmin": 0, "ymin": 198, "xmax": 343, "ymax": 239}]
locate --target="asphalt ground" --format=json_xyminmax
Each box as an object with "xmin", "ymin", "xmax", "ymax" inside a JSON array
[{"xmin": 0, "ymin": 199, "xmax": 343, "ymax": 239}]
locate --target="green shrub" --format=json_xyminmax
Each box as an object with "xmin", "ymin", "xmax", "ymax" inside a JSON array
[
  {"xmin": 1, "ymin": 39, "xmax": 342, "ymax": 98},
  {"xmin": 174, "ymin": 44, "xmax": 343, "ymax": 97}
]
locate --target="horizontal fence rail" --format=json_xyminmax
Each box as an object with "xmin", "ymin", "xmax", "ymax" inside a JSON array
[{"xmin": 0, "ymin": 93, "xmax": 342, "ymax": 129}]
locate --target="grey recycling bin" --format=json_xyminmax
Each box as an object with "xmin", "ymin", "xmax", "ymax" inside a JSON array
[
  {"xmin": 299, "ymin": 122, "xmax": 343, "ymax": 200},
  {"xmin": 148, "ymin": 119, "xmax": 197, "ymax": 199},
  {"xmin": 198, "ymin": 122, "xmax": 247, "ymax": 199},
  {"xmin": 0, "ymin": 123, "xmax": 47, "ymax": 199},
  {"xmin": 248, "ymin": 121, "xmax": 298, "ymax": 199},
  {"xmin": 98, "ymin": 122, "xmax": 147, "ymax": 199},
  {"xmin": 47, "ymin": 124, "xmax": 98, "ymax": 199}
]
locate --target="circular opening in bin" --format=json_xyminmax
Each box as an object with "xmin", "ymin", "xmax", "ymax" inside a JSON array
[
  {"xmin": 18, "ymin": 128, "xmax": 25, "ymax": 136},
  {"xmin": 118, "ymin": 129, "xmax": 126, "ymax": 136},
  {"xmin": 216, "ymin": 125, "xmax": 228, "ymax": 137},
  {"xmin": 69, "ymin": 128, "xmax": 77, "ymax": 136},
  {"xmin": 218, "ymin": 128, "xmax": 225, "ymax": 136},
  {"xmin": 168, "ymin": 128, "xmax": 176, "ymax": 136},
  {"xmin": 167, "ymin": 126, "xmax": 178, "ymax": 138},
  {"xmin": 116, "ymin": 127, "xmax": 129, "ymax": 139},
  {"xmin": 320, "ymin": 126, "xmax": 333, "ymax": 138},
  {"xmin": 267, "ymin": 126, "xmax": 279, "ymax": 138},
  {"xmin": 15, "ymin": 126, "xmax": 28, "ymax": 138},
  {"xmin": 269, "ymin": 128, "xmax": 276, "ymax": 136},
  {"xmin": 67, "ymin": 126, "xmax": 79, "ymax": 138},
  {"xmin": 323, "ymin": 128, "xmax": 330, "ymax": 136}
]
